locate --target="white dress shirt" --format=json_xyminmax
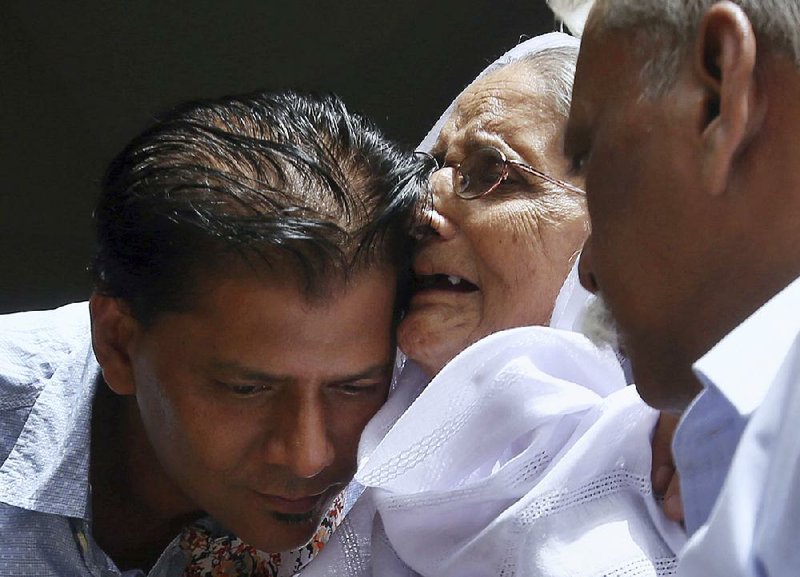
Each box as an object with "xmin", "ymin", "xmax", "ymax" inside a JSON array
[{"xmin": 675, "ymin": 275, "xmax": 800, "ymax": 576}]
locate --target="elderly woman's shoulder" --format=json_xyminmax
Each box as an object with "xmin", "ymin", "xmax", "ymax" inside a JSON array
[{"xmin": 440, "ymin": 325, "xmax": 626, "ymax": 399}]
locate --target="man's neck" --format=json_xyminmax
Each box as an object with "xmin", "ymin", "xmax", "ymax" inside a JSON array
[{"xmin": 90, "ymin": 384, "xmax": 202, "ymax": 572}]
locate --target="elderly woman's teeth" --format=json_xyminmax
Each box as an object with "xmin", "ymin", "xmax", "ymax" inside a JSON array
[
  {"xmin": 414, "ymin": 273, "xmax": 477, "ymax": 292},
  {"xmin": 443, "ymin": 275, "xmax": 478, "ymax": 291}
]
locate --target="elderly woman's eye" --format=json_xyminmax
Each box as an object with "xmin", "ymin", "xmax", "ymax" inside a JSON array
[
  {"xmin": 489, "ymin": 166, "xmax": 527, "ymax": 193},
  {"xmin": 478, "ymin": 171, "xmax": 503, "ymax": 187},
  {"xmin": 502, "ymin": 166, "xmax": 527, "ymax": 185}
]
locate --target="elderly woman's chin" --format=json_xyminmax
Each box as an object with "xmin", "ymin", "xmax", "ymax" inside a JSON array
[{"xmin": 397, "ymin": 304, "xmax": 482, "ymax": 378}]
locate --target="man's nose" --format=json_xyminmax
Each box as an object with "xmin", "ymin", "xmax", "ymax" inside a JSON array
[
  {"xmin": 579, "ymin": 238, "xmax": 600, "ymax": 294},
  {"xmin": 266, "ymin": 399, "xmax": 335, "ymax": 479}
]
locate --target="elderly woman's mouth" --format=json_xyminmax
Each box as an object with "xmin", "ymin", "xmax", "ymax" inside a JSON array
[{"xmin": 413, "ymin": 274, "xmax": 479, "ymax": 293}]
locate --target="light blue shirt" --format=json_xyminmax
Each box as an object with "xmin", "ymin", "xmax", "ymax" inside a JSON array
[
  {"xmin": 672, "ymin": 276, "xmax": 800, "ymax": 576},
  {"xmin": 0, "ymin": 303, "xmax": 187, "ymax": 577}
]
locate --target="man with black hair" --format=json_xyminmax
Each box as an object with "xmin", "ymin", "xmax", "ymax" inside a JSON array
[{"xmin": 0, "ymin": 90, "xmax": 423, "ymax": 576}]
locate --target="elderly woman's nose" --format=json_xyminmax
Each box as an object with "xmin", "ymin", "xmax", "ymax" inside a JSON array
[
  {"xmin": 412, "ymin": 203, "xmax": 455, "ymax": 241},
  {"xmin": 430, "ymin": 165, "xmax": 458, "ymax": 202},
  {"xmin": 411, "ymin": 170, "xmax": 457, "ymax": 241}
]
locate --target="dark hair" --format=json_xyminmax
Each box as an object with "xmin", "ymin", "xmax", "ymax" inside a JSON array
[{"xmin": 92, "ymin": 90, "xmax": 424, "ymax": 326}]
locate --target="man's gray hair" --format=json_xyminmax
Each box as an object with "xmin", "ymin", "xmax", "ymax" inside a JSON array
[{"xmin": 591, "ymin": 0, "xmax": 800, "ymax": 94}]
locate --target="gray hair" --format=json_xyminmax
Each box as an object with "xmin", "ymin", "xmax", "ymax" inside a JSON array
[
  {"xmin": 515, "ymin": 45, "xmax": 579, "ymax": 120},
  {"xmin": 590, "ymin": 0, "xmax": 800, "ymax": 94}
]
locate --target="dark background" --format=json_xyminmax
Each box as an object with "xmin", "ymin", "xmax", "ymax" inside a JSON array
[{"xmin": 1, "ymin": 0, "xmax": 557, "ymax": 313}]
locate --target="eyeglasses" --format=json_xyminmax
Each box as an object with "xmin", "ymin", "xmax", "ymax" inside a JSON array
[{"xmin": 418, "ymin": 146, "xmax": 585, "ymax": 199}]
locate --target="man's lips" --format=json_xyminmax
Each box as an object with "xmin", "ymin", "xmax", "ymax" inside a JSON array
[
  {"xmin": 413, "ymin": 273, "xmax": 479, "ymax": 294},
  {"xmin": 255, "ymin": 490, "xmax": 330, "ymax": 515}
]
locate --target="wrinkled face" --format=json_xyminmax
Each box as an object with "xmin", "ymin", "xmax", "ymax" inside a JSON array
[
  {"xmin": 128, "ymin": 267, "xmax": 396, "ymax": 551},
  {"xmin": 398, "ymin": 62, "xmax": 588, "ymax": 377},
  {"xmin": 567, "ymin": 28, "xmax": 711, "ymax": 411}
]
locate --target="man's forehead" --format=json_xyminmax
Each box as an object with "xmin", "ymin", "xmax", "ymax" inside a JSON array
[
  {"xmin": 581, "ymin": 29, "xmax": 637, "ymax": 94},
  {"xmin": 568, "ymin": 28, "xmax": 643, "ymax": 138}
]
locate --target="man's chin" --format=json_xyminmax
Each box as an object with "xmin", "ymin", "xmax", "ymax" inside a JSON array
[
  {"xmin": 215, "ymin": 497, "xmax": 329, "ymax": 553},
  {"xmin": 632, "ymin": 377, "xmax": 698, "ymax": 414},
  {"xmin": 242, "ymin": 514, "xmax": 322, "ymax": 553}
]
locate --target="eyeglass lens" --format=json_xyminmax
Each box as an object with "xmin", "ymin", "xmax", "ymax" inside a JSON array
[{"xmin": 457, "ymin": 148, "xmax": 507, "ymax": 199}]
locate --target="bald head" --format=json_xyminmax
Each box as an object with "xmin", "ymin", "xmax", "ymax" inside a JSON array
[{"xmin": 588, "ymin": 0, "xmax": 800, "ymax": 94}]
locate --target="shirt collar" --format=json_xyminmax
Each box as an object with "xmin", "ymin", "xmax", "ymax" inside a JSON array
[
  {"xmin": 0, "ymin": 302, "xmax": 98, "ymax": 520},
  {"xmin": 675, "ymin": 275, "xmax": 800, "ymax": 533},
  {"xmin": 692, "ymin": 275, "xmax": 800, "ymax": 416}
]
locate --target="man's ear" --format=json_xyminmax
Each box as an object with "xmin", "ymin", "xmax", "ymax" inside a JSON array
[
  {"xmin": 693, "ymin": 2, "xmax": 762, "ymax": 196},
  {"xmin": 89, "ymin": 293, "xmax": 139, "ymax": 396}
]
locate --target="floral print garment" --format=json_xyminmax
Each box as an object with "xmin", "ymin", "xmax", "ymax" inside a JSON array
[{"xmin": 180, "ymin": 492, "xmax": 345, "ymax": 577}]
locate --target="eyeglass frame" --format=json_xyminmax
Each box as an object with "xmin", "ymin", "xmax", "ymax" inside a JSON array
[{"xmin": 416, "ymin": 146, "xmax": 585, "ymax": 199}]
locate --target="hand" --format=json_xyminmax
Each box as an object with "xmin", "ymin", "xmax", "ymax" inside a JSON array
[{"xmin": 651, "ymin": 412, "xmax": 684, "ymax": 524}]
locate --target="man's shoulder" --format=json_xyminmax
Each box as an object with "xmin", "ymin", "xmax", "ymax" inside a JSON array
[
  {"xmin": 677, "ymin": 298, "xmax": 800, "ymax": 575},
  {"xmin": 0, "ymin": 302, "xmax": 98, "ymax": 519},
  {"xmin": 0, "ymin": 502, "xmax": 92, "ymax": 577},
  {"xmin": 444, "ymin": 325, "xmax": 627, "ymax": 398},
  {"xmin": 0, "ymin": 302, "xmax": 92, "ymax": 402}
]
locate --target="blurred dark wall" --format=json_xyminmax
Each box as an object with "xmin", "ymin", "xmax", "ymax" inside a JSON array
[{"xmin": 1, "ymin": 0, "xmax": 557, "ymax": 313}]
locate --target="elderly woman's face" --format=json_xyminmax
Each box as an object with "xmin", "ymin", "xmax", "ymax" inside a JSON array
[{"xmin": 398, "ymin": 62, "xmax": 588, "ymax": 377}]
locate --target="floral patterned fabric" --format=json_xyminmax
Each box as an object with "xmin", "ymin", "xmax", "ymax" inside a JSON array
[{"xmin": 180, "ymin": 493, "xmax": 345, "ymax": 577}]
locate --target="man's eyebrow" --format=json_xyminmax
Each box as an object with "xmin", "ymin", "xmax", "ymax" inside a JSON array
[
  {"xmin": 208, "ymin": 361, "xmax": 294, "ymax": 384},
  {"xmin": 331, "ymin": 361, "xmax": 394, "ymax": 383},
  {"xmin": 207, "ymin": 359, "xmax": 394, "ymax": 384}
]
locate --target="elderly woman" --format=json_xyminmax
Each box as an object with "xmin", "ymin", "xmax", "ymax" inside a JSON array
[
  {"xmin": 303, "ymin": 33, "xmax": 682, "ymax": 577},
  {"xmin": 344, "ymin": 33, "xmax": 684, "ymax": 577}
]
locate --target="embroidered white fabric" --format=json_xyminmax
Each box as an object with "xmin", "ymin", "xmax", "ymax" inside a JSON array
[
  {"xmin": 303, "ymin": 32, "xmax": 685, "ymax": 577},
  {"xmin": 306, "ymin": 306, "xmax": 684, "ymax": 577},
  {"xmin": 354, "ymin": 327, "xmax": 684, "ymax": 577}
]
